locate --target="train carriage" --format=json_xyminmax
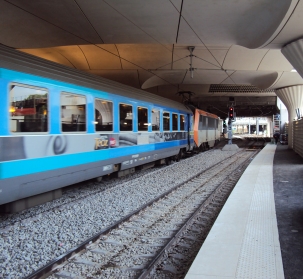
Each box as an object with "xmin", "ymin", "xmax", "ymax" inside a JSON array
[
  {"xmin": 0, "ymin": 44, "xmax": 221, "ymax": 213},
  {"xmin": 0, "ymin": 45, "xmax": 196, "ymax": 212},
  {"xmin": 193, "ymin": 109, "xmax": 222, "ymax": 151}
]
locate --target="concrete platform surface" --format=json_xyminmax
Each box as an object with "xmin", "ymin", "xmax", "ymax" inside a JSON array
[{"xmin": 185, "ymin": 144, "xmax": 284, "ymax": 279}]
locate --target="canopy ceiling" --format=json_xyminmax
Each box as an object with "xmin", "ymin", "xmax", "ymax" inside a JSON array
[{"xmin": 1, "ymin": 0, "xmax": 303, "ymax": 118}]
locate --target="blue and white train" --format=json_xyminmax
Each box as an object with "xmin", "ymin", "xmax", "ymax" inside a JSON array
[{"xmin": 0, "ymin": 44, "xmax": 222, "ymax": 213}]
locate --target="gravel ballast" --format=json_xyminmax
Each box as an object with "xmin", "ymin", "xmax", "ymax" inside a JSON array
[{"xmin": 0, "ymin": 149, "xmax": 238, "ymax": 278}]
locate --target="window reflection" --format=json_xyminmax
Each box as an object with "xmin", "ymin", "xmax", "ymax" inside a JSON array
[
  {"xmin": 10, "ymin": 84, "xmax": 48, "ymax": 133},
  {"xmin": 138, "ymin": 107, "xmax": 148, "ymax": 131},
  {"xmin": 180, "ymin": 115, "xmax": 185, "ymax": 130},
  {"xmin": 95, "ymin": 99, "xmax": 113, "ymax": 131},
  {"xmin": 152, "ymin": 109, "xmax": 160, "ymax": 131},
  {"xmin": 61, "ymin": 93, "xmax": 86, "ymax": 132},
  {"xmin": 172, "ymin": 113, "xmax": 178, "ymax": 130},
  {"xmin": 163, "ymin": 112, "xmax": 170, "ymax": 131},
  {"xmin": 120, "ymin": 104, "xmax": 133, "ymax": 131}
]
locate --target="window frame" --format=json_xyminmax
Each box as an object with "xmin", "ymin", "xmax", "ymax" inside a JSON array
[
  {"xmin": 119, "ymin": 102, "xmax": 133, "ymax": 132},
  {"xmin": 163, "ymin": 111, "xmax": 171, "ymax": 131},
  {"xmin": 172, "ymin": 113, "xmax": 179, "ymax": 131},
  {"xmin": 180, "ymin": 114, "xmax": 185, "ymax": 131},
  {"xmin": 9, "ymin": 82, "xmax": 49, "ymax": 134},
  {"xmin": 94, "ymin": 98, "xmax": 114, "ymax": 133},
  {"xmin": 151, "ymin": 108, "xmax": 160, "ymax": 132},
  {"xmin": 60, "ymin": 92, "xmax": 87, "ymax": 133},
  {"xmin": 137, "ymin": 106, "xmax": 149, "ymax": 132}
]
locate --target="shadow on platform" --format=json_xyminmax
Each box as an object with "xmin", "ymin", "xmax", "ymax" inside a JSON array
[{"xmin": 273, "ymin": 145, "xmax": 303, "ymax": 279}]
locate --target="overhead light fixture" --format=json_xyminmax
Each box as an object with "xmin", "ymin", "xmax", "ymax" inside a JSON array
[{"xmin": 291, "ymin": 69, "xmax": 297, "ymax": 72}]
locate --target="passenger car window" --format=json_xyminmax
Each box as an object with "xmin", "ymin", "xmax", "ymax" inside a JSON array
[
  {"xmin": 152, "ymin": 109, "xmax": 160, "ymax": 131},
  {"xmin": 208, "ymin": 117, "xmax": 216, "ymax": 130},
  {"xmin": 199, "ymin": 115, "xmax": 204, "ymax": 130},
  {"xmin": 138, "ymin": 107, "xmax": 148, "ymax": 131},
  {"xmin": 163, "ymin": 112, "xmax": 170, "ymax": 131},
  {"xmin": 203, "ymin": 116, "xmax": 207, "ymax": 128},
  {"xmin": 61, "ymin": 93, "xmax": 86, "ymax": 132},
  {"xmin": 120, "ymin": 104, "xmax": 133, "ymax": 131},
  {"xmin": 180, "ymin": 115, "xmax": 185, "ymax": 130},
  {"xmin": 95, "ymin": 99, "xmax": 113, "ymax": 132},
  {"xmin": 172, "ymin": 113, "xmax": 178, "ymax": 130},
  {"xmin": 10, "ymin": 84, "xmax": 48, "ymax": 133}
]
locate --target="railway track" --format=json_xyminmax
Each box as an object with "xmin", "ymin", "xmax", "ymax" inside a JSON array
[
  {"xmin": 0, "ymin": 164, "xmax": 166, "ymax": 229},
  {"xmin": 25, "ymin": 149, "xmax": 258, "ymax": 279}
]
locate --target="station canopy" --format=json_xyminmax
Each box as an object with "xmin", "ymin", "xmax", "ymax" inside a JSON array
[{"xmin": 1, "ymin": 1, "xmax": 303, "ymax": 118}]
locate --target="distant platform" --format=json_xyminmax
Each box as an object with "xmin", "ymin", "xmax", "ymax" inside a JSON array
[{"xmin": 223, "ymin": 134, "xmax": 272, "ymax": 142}]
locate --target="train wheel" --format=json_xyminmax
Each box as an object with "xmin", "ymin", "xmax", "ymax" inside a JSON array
[
  {"xmin": 193, "ymin": 146, "xmax": 200, "ymax": 154},
  {"xmin": 165, "ymin": 158, "xmax": 172, "ymax": 165},
  {"xmin": 95, "ymin": 176, "xmax": 103, "ymax": 183},
  {"xmin": 176, "ymin": 150, "xmax": 182, "ymax": 162},
  {"xmin": 181, "ymin": 149, "xmax": 185, "ymax": 159}
]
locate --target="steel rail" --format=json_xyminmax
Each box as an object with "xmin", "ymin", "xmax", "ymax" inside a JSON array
[
  {"xmin": 137, "ymin": 149, "xmax": 259, "ymax": 278},
  {"xmin": 24, "ymin": 149, "xmax": 246, "ymax": 279}
]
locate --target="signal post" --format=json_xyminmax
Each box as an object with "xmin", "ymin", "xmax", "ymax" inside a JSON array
[
  {"xmin": 228, "ymin": 107, "xmax": 234, "ymax": 145},
  {"xmin": 222, "ymin": 106, "xmax": 239, "ymax": 151}
]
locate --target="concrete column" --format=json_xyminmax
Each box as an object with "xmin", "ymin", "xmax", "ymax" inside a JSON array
[
  {"xmin": 275, "ymin": 85, "xmax": 303, "ymax": 148},
  {"xmin": 282, "ymin": 39, "xmax": 303, "ymax": 79},
  {"xmin": 281, "ymin": 39, "xmax": 303, "ymax": 148}
]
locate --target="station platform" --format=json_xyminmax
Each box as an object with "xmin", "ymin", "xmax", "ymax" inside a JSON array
[{"xmin": 185, "ymin": 143, "xmax": 303, "ymax": 279}]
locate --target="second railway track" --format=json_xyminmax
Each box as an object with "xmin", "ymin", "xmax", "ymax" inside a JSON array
[{"xmin": 25, "ymin": 149, "xmax": 258, "ymax": 279}]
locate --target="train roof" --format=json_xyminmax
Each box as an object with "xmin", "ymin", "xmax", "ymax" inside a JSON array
[{"xmin": 0, "ymin": 44, "xmax": 191, "ymax": 113}]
